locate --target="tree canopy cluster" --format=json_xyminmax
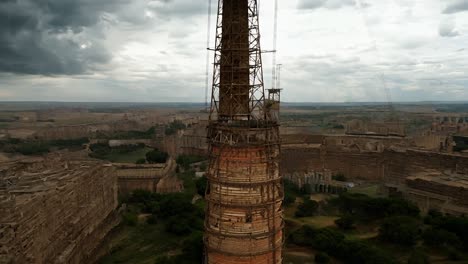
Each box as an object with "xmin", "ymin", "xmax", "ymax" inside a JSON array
[
  {"xmin": 122, "ymin": 190, "xmax": 204, "ymax": 264},
  {"xmin": 0, "ymin": 137, "xmax": 88, "ymax": 155},
  {"xmin": 289, "ymin": 225, "xmax": 396, "ymax": 264}
]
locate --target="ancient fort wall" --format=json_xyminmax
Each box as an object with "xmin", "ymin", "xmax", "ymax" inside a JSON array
[
  {"xmin": 0, "ymin": 160, "xmax": 119, "ymax": 264},
  {"xmin": 282, "ymin": 136, "xmax": 468, "ymax": 183},
  {"xmin": 115, "ymin": 160, "xmax": 178, "ymax": 195}
]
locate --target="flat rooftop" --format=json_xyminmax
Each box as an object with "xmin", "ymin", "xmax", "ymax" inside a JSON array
[{"xmin": 408, "ymin": 170, "xmax": 468, "ymax": 189}]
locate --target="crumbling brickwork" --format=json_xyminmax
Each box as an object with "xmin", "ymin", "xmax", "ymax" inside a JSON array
[
  {"xmin": 115, "ymin": 159, "xmax": 179, "ymax": 195},
  {"xmin": 280, "ymin": 134, "xmax": 468, "ymax": 215},
  {"xmin": 0, "ymin": 157, "xmax": 119, "ymax": 264}
]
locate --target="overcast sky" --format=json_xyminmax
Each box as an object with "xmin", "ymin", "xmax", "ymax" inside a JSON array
[{"xmin": 0, "ymin": 0, "xmax": 467, "ymax": 102}]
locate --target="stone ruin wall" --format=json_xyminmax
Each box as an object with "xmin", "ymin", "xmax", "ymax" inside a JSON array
[
  {"xmin": 384, "ymin": 149, "xmax": 468, "ymax": 186},
  {"xmin": 280, "ymin": 147, "xmax": 322, "ymax": 175},
  {"xmin": 115, "ymin": 159, "xmax": 180, "ymax": 195},
  {"xmin": 322, "ymin": 150, "xmax": 384, "ymax": 181},
  {"xmin": 33, "ymin": 120, "xmax": 150, "ymax": 141},
  {"xmin": 0, "ymin": 158, "xmax": 119, "ymax": 264},
  {"xmin": 407, "ymin": 178, "xmax": 468, "ymax": 207},
  {"xmin": 281, "ymin": 134, "xmax": 468, "ymax": 184},
  {"xmin": 282, "ymin": 135, "xmax": 468, "ymax": 214}
]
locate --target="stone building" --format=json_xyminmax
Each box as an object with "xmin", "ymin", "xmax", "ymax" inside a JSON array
[{"xmin": 0, "ymin": 156, "xmax": 119, "ymax": 263}]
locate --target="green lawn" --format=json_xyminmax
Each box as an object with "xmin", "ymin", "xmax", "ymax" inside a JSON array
[
  {"xmin": 349, "ymin": 184, "xmax": 381, "ymax": 197},
  {"xmin": 104, "ymin": 147, "xmax": 152, "ymax": 163},
  {"xmin": 283, "ymin": 250, "xmax": 315, "ymax": 264},
  {"xmin": 284, "ymin": 201, "xmax": 339, "ymax": 229},
  {"xmin": 98, "ymin": 222, "xmax": 182, "ymax": 264}
]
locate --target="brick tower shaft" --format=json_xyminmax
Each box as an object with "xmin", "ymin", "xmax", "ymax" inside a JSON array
[{"xmin": 205, "ymin": 0, "xmax": 283, "ymax": 263}]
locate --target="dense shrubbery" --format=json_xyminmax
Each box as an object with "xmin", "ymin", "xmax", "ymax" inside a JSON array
[
  {"xmin": 101, "ymin": 126, "xmax": 157, "ymax": 140},
  {"xmin": 335, "ymin": 215, "xmax": 355, "ymax": 230},
  {"xmin": 424, "ymin": 210, "xmax": 468, "ymax": 248},
  {"xmin": 176, "ymin": 154, "xmax": 206, "ymax": 170},
  {"xmin": 288, "ymin": 225, "xmax": 395, "ymax": 264},
  {"xmin": 295, "ymin": 198, "xmax": 319, "ymax": 217},
  {"xmin": 283, "ymin": 179, "xmax": 312, "ymax": 206},
  {"xmin": 332, "ymin": 173, "xmax": 347, "ymax": 182},
  {"xmin": 122, "ymin": 212, "xmax": 138, "ymax": 226},
  {"xmin": 333, "ymin": 193, "xmax": 420, "ymax": 220},
  {"xmin": 195, "ymin": 176, "xmax": 207, "ymax": 197},
  {"xmin": 378, "ymin": 216, "xmax": 420, "ymax": 245},
  {"xmin": 154, "ymin": 232, "xmax": 203, "ymax": 264},
  {"xmin": 165, "ymin": 120, "xmax": 186, "ymax": 136},
  {"xmin": 136, "ymin": 158, "xmax": 146, "ymax": 164},
  {"xmin": 49, "ymin": 138, "xmax": 89, "ymax": 148},
  {"xmin": 315, "ymin": 252, "xmax": 330, "ymax": 263},
  {"xmin": 0, "ymin": 137, "xmax": 89, "ymax": 155},
  {"xmin": 121, "ymin": 189, "xmax": 204, "ymax": 264},
  {"xmin": 407, "ymin": 249, "xmax": 430, "ymax": 264},
  {"xmin": 124, "ymin": 190, "xmax": 204, "ymax": 237},
  {"xmin": 422, "ymin": 228, "xmax": 461, "ymax": 248},
  {"xmin": 15, "ymin": 142, "xmax": 50, "ymax": 155},
  {"xmin": 146, "ymin": 149, "xmax": 169, "ymax": 163},
  {"xmin": 89, "ymin": 143, "xmax": 147, "ymax": 160}
]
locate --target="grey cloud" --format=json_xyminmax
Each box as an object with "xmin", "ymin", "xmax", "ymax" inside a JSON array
[
  {"xmin": 443, "ymin": 0, "xmax": 468, "ymax": 14},
  {"xmin": 149, "ymin": 0, "xmax": 208, "ymax": 16},
  {"xmin": 439, "ymin": 19, "xmax": 459, "ymax": 37},
  {"xmin": 0, "ymin": 0, "xmax": 128, "ymax": 75},
  {"xmin": 298, "ymin": 0, "xmax": 356, "ymax": 10},
  {"xmin": 0, "ymin": 0, "xmax": 175, "ymax": 75},
  {"xmin": 0, "ymin": 0, "xmax": 208, "ymax": 75}
]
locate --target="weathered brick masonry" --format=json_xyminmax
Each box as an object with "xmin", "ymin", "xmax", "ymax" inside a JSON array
[{"xmin": 0, "ymin": 157, "xmax": 119, "ymax": 264}]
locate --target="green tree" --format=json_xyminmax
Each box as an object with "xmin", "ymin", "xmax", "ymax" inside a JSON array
[
  {"xmin": 422, "ymin": 228, "xmax": 461, "ymax": 248},
  {"xmin": 332, "ymin": 173, "xmax": 347, "ymax": 182},
  {"xmin": 312, "ymin": 228, "xmax": 345, "ymax": 251},
  {"xmin": 195, "ymin": 176, "xmax": 207, "ymax": 197},
  {"xmin": 146, "ymin": 149, "xmax": 169, "ymax": 163},
  {"xmin": 315, "ymin": 252, "xmax": 330, "ymax": 263},
  {"xmin": 335, "ymin": 215, "xmax": 355, "ymax": 230},
  {"xmin": 122, "ymin": 212, "xmax": 138, "ymax": 226},
  {"xmin": 136, "ymin": 158, "xmax": 146, "ymax": 164},
  {"xmin": 379, "ymin": 216, "xmax": 420, "ymax": 245},
  {"xmin": 408, "ymin": 249, "xmax": 430, "ymax": 264},
  {"xmin": 295, "ymin": 199, "xmax": 319, "ymax": 217}
]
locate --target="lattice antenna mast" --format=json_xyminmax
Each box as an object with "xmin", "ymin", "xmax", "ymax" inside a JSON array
[
  {"xmin": 271, "ymin": 0, "xmax": 279, "ymax": 90},
  {"xmin": 204, "ymin": 0, "xmax": 213, "ymax": 111},
  {"xmin": 205, "ymin": 1, "xmax": 283, "ymax": 263},
  {"xmin": 209, "ymin": 0, "xmax": 266, "ymax": 122},
  {"xmin": 276, "ymin": 64, "xmax": 282, "ymax": 90}
]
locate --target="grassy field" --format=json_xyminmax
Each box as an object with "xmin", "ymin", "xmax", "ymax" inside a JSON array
[
  {"xmin": 283, "ymin": 248, "xmax": 315, "ymax": 264},
  {"xmin": 349, "ymin": 184, "xmax": 381, "ymax": 197},
  {"xmin": 103, "ymin": 147, "xmax": 152, "ymax": 163},
  {"xmin": 98, "ymin": 221, "xmax": 182, "ymax": 264}
]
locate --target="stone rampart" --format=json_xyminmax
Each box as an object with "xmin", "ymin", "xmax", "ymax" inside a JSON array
[
  {"xmin": 0, "ymin": 157, "xmax": 119, "ymax": 264},
  {"xmin": 115, "ymin": 159, "xmax": 179, "ymax": 195}
]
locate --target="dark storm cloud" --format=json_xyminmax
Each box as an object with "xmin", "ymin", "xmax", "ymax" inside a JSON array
[
  {"xmin": 443, "ymin": 0, "xmax": 468, "ymax": 14},
  {"xmin": 0, "ymin": 0, "xmax": 208, "ymax": 75},
  {"xmin": 0, "ymin": 0, "xmax": 142, "ymax": 75}
]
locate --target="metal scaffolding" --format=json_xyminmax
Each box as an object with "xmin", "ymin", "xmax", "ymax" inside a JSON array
[{"xmin": 204, "ymin": 0, "xmax": 283, "ymax": 263}]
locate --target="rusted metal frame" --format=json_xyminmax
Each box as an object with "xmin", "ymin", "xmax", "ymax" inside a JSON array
[
  {"xmin": 205, "ymin": 220, "xmax": 284, "ymax": 239},
  {"xmin": 209, "ymin": 0, "xmax": 223, "ymax": 122},
  {"xmin": 208, "ymin": 140, "xmax": 280, "ymax": 148},
  {"xmin": 207, "ymin": 132, "xmax": 280, "ymax": 144},
  {"xmin": 206, "ymin": 128, "xmax": 280, "ymax": 146},
  {"xmin": 247, "ymin": 0, "xmax": 265, "ymax": 121},
  {"xmin": 209, "ymin": 0, "xmax": 265, "ymax": 122},
  {"xmin": 204, "ymin": 238, "xmax": 284, "ymax": 257}
]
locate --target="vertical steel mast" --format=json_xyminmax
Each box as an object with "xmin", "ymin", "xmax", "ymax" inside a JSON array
[{"xmin": 204, "ymin": 0, "xmax": 283, "ymax": 263}]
